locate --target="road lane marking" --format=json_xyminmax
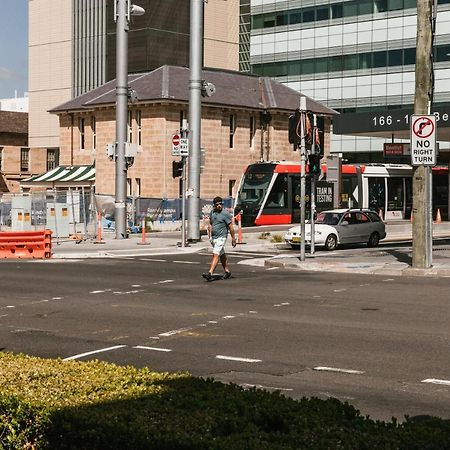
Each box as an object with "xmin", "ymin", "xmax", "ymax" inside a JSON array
[
  {"xmin": 333, "ymin": 289, "xmax": 346, "ymax": 293},
  {"xmin": 421, "ymin": 378, "xmax": 450, "ymax": 386},
  {"xmin": 131, "ymin": 284, "xmax": 141, "ymax": 287},
  {"xmin": 241, "ymin": 383, "xmax": 293, "ymax": 392},
  {"xmin": 159, "ymin": 327, "xmax": 191, "ymax": 337},
  {"xmin": 382, "ymin": 279, "xmax": 394, "ymax": 282},
  {"xmin": 133, "ymin": 345, "xmax": 172, "ymax": 352},
  {"xmin": 216, "ymin": 355, "xmax": 262, "ymax": 363},
  {"xmin": 63, "ymin": 345, "xmax": 127, "ymax": 361},
  {"xmin": 173, "ymin": 260, "xmax": 200, "ymax": 264},
  {"xmin": 6, "ymin": 306, "xmax": 15, "ymax": 308},
  {"xmin": 140, "ymin": 258, "xmax": 167, "ymax": 262},
  {"xmin": 52, "ymin": 297, "xmax": 63, "ymax": 300},
  {"xmin": 313, "ymin": 366, "xmax": 365, "ymax": 375},
  {"xmin": 208, "ymin": 320, "xmax": 218, "ymax": 324},
  {"xmin": 266, "ymin": 267, "xmax": 279, "ymax": 271},
  {"xmin": 222, "ymin": 315, "xmax": 235, "ymax": 319},
  {"xmin": 157, "ymin": 280, "xmax": 174, "ymax": 284},
  {"xmin": 90, "ymin": 290, "xmax": 105, "ymax": 294},
  {"xmin": 248, "ymin": 310, "xmax": 258, "ymax": 314}
]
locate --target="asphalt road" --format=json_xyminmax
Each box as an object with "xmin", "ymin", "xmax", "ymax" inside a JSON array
[{"xmin": 0, "ymin": 250, "xmax": 449, "ymax": 421}]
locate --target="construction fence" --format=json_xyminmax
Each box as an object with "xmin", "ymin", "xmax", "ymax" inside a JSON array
[{"xmin": 0, "ymin": 192, "xmax": 235, "ymax": 238}]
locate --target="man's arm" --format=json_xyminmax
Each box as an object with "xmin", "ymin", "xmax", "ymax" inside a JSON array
[{"xmin": 228, "ymin": 217, "xmax": 236, "ymax": 247}]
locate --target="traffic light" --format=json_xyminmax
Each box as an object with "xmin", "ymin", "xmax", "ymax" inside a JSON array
[
  {"xmin": 288, "ymin": 109, "xmax": 301, "ymax": 147},
  {"xmin": 308, "ymin": 154, "xmax": 321, "ymax": 176},
  {"xmin": 172, "ymin": 160, "xmax": 183, "ymax": 178},
  {"xmin": 315, "ymin": 116, "xmax": 325, "ymax": 157}
]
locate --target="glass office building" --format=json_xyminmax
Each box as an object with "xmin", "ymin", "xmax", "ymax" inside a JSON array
[{"xmin": 246, "ymin": 0, "xmax": 450, "ymax": 158}]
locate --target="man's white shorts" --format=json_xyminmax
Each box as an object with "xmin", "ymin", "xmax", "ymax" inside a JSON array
[{"xmin": 211, "ymin": 236, "xmax": 227, "ymax": 256}]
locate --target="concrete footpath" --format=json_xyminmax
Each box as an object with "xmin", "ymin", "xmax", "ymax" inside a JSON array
[{"xmin": 50, "ymin": 222, "xmax": 450, "ymax": 278}]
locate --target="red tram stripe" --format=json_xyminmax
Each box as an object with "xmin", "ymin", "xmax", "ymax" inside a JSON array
[{"xmin": 255, "ymin": 214, "xmax": 292, "ymax": 225}]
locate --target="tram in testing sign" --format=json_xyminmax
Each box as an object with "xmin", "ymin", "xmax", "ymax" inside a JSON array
[{"xmin": 410, "ymin": 114, "xmax": 436, "ymax": 166}]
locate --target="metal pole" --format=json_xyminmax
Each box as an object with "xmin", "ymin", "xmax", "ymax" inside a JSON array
[
  {"xmin": 181, "ymin": 156, "xmax": 187, "ymax": 247},
  {"xmin": 310, "ymin": 114, "xmax": 317, "ymax": 255},
  {"xmin": 300, "ymin": 96, "xmax": 306, "ymax": 262},
  {"xmin": 412, "ymin": 0, "xmax": 434, "ymax": 268},
  {"xmin": 114, "ymin": 0, "xmax": 128, "ymax": 239},
  {"xmin": 187, "ymin": 0, "xmax": 203, "ymax": 242}
]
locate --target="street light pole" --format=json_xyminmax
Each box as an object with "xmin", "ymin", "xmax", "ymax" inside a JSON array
[
  {"xmin": 114, "ymin": 0, "xmax": 144, "ymax": 239},
  {"xmin": 187, "ymin": 0, "xmax": 203, "ymax": 242}
]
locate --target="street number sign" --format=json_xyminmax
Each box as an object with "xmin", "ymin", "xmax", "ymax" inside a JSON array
[{"xmin": 410, "ymin": 115, "xmax": 436, "ymax": 166}]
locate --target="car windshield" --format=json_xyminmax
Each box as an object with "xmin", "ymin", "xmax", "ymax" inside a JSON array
[{"xmin": 316, "ymin": 212, "xmax": 342, "ymax": 225}]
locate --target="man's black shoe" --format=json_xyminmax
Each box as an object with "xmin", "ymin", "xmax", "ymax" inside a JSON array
[
  {"xmin": 202, "ymin": 272, "xmax": 213, "ymax": 281},
  {"xmin": 223, "ymin": 271, "xmax": 231, "ymax": 279}
]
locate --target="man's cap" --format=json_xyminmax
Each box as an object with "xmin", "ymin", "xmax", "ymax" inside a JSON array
[{"xmin": 213, "ymin": 196, "xmax": 223, "ymax": 205}]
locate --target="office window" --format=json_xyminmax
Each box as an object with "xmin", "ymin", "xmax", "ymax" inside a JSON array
[
  {"xmin": 404, "ymin": 48, "xmax": 416, "ymax": 65},
  {"xmin": 373, "ymin": 50, "xmax": 387, "ymax": 68},
  {"xmin": 302, "ymin": 8, "xmax": 315, "ymax": 23},
  {"xmin": 331, "ymin": 3, "xmax": 343, "ymax": 18},
  {"xmin": 302, "ymin": 59, "xmax": 315, "ymax": 74},
  {"xmin": 127, "ymin": 178, "xmax": 132, "ymax": 196},
  {"xmin": 79, "ymin": 118, "xmax": 85, "ymax": 150},
  {"xmin": 388, "ymin": 49, "xmax": 403, "ymax": 66},
  {"xmin": 343, "ymin": 2, "xmax": 358, "ymax": 17},
  {"xmin": 249, "ymin": 116, "xmax": 256, "ymax": 149},
  {"xmin": 388, "ymin": 0, "xmax": 403, "ymax": 11},
  {"xmin": 128, "ymin": 111, "xmax": 133, "ymax": 143},
  {"xmin": 276, "ymin": 12, "xmax": 288, "ymax": 26},
  {"xmin": 229, "ymin": 114, "xmax": 236, "ymax": 148},
  {"xmin": 315, "ymin": 59, "xmax": 328, "ymax": 73},
  {"xmin": 374, "ymin": 0, "xmax": 388, "ymax": 13},
  {"xmin": 47, "ymin": 148, "xmax": 59, "ymax": 171},
  {"xmin": 404, "ymin": 0, "xmax": 416, "ymax": 8},
  {"xmin": 344, "ymin": 54, "xmax": 358, "ymax": 71},
  {"xmin": 289, "ymin": 10, "xmax": 302, "ymax": 25},
  {"xmin": 91, "ymin": 116, "xmax": 96, "ymax": 150},
  {"xmin": 136, "ymin": 110, "xmax": 142, "ymax": 145},
  {"xmin": 359, "ymin": 0, "xmax": 373, "ymax": 14},
  {"xmin": 359, "ymin": 53, "xmax": 372, "ymax": 69},
  {"xmin": 21, "ymin": 148, "xmax": 29, "ymax": 172},
  {"xmin": 316, "ymin": 6, "xmax": 329, "ymax": 21}
]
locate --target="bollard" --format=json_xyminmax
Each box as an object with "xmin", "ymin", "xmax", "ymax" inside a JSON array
[
  {"xmin": 138, "ymin": 216, "xmax": 150, "ymax": 245},
  {"xmin": 94, "ymin": 212, "xmax": 106, "ymax": 244},
  {"xmin": 434, "ymin": 208, "xmax": 442, "ymax": 224},
  {"xmin": 236, "ymin": 212, "xmax": 245, "ymax": 245}
]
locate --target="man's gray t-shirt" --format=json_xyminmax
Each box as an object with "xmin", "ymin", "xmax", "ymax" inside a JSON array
[{"xmin": 210, "ymin": 210, "xmax": 232, "ymax": 238}]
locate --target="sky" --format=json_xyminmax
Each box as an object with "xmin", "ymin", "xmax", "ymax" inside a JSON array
[{"xmin": 0, "ymin": 0, "xmax": 28, "ymax": 99}]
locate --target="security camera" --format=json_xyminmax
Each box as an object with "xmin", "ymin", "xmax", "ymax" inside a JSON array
[
  {"xmin": 130, "ymin": 5, "xmax": 145, "ymax": 16},
  {"xmin": 201, "ymin": 81, "xmax": 216, "ymax": 98},
  {"xmin": 128, "ymin": 88, "xmax": 138, "ymax": 103}
]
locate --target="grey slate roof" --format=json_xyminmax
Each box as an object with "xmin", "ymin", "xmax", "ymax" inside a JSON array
[
  {"xmin": 49, "ymin": 66, "xmax": 337, "ymax": 116},
  {"xmin": 0, "ymin": 110, "xmax": 28, "ymax": 134}
]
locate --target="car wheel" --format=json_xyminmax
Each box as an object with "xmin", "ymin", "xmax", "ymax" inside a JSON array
[
  {"xmin": 368, "ymin": 232, "xmax": 380, "ymax": 247},
  {"xmin": 324, "ymin": 234, "xmax": 337, "ymax": 251}
]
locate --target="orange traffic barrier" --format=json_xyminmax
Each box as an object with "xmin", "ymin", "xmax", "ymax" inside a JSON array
[
  {"xmin": 435, "ymin": 208, "xmax": 442, "ymax": 224},
  {"xmin": 0, "ymin": 230, "xmax": 52, "ymax": 259}
]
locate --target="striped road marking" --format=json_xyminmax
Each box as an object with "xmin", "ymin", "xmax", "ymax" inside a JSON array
[
  {"xmin": 63, "ymin": 345, "xmax": 127, "ymax": 361},
  {"xmin": 216, "ymin": 355, "xmax": 262, "ymax": 363},
  {"xmin": 313, "ymin": 366, "xmax": 365, "ymax": 375}
]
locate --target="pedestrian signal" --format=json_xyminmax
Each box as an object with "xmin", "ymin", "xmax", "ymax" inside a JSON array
[
  {"xmin": 308, "ymin": 154, "xmax": 321, "ymax": 176},
  {"xmin": 172, "ymin": 160, "xmax": 183, "ymax": 178}
]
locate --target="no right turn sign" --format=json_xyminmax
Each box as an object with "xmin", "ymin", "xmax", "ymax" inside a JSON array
[{"xmin": 410, "ymin": 114, "xmax": 436, "ymax": 166}]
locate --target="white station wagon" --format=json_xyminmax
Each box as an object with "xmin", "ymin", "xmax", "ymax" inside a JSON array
[{"xmin": 284, "ymin": 209, "xmax": 386, "ymax": 251}]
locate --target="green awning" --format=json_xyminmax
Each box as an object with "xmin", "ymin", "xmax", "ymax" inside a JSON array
[{"xmin": 21, "ymin": 165, "xmax": 95, "ymax": 187}]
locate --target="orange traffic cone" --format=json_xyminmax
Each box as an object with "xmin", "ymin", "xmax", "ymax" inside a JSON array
[{"xmin": 435, "ymin": 208, "xmax": 442, "ymax": 224}]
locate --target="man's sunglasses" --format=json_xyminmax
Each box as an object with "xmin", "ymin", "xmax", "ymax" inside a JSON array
[{"xmin": 214, "ymin": 202, "xmax": 222, "ymax": 206}]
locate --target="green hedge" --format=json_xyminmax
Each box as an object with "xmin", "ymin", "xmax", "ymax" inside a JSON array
[{"xmin": 0, "ymin": 353, "xmax": 449, "ymax": 449}]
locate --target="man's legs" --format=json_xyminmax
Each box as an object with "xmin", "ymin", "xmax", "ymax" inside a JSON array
[
  {"xmin": 208, "ymin": 253, "xmax": 220, "ymax": 275},
  {"xmin": 219, "ymin": 253, "xmax": 231, "ymax": 275}
]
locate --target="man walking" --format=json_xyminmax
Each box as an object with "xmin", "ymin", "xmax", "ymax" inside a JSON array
[{"xmin": 202, "ymin": 196, "xmax": 236, "ymax": 281}]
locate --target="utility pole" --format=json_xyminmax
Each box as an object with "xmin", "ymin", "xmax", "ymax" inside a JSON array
[
  {"xmin": 114, "ymin": 0, "xmax": 144, "ymax": 239},
  {"xmin": 187, "ymin": 0, "xmax": 203, "ymax": 242},
  {"xmin": 412, "ymin": 0, "xmax": 434, "ymax": 268}
]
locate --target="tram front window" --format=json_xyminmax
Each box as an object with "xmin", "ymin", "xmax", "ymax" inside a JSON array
[{"xmin": 238, "ymin": 172, "xmax": 272, "ymax": 206}]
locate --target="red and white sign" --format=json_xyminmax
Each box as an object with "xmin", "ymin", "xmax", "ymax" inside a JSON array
[
  {"xmin": 410, "ymin": 114, "xmax": 436, "ymax": 166},
  {"xmin": 172, "ymin": 134, "xmax": 180, "ymax": 156}
]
